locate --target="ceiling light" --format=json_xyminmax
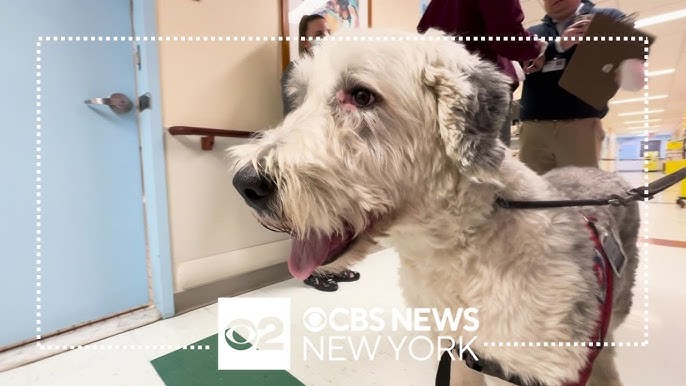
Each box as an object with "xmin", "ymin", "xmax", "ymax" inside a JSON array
[
  {"xmin": 617, "ymin": 109, "xmax": 664, "ymax": 116},
  {"xmin": 625, "ymin": 126, "xmax": 662, "ymax": 131},
  {"xmin": 610, "ymin": 95, "xmax": 667, "ymax": 104},
  {"xmin": 627, "ymin": 129, "xmax": 659, "ymax": 133},
  {"xmin": 646, "ymin": 69, "xmax": 675, "ymax": 77},
  {"xmin": 635, "ymin": 9, "xmax": 686, "ymax": 28},
  {"xmin": 623, "ymin": 118, "xmax": 662, "ymax": 124}
]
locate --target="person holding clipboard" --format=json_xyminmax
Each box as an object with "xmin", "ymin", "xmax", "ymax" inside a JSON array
[{"xmin": 518, "ymin": 0, "xmax": 644, "ymax": 175}]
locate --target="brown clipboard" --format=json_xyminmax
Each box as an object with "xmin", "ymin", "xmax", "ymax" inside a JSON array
[{"xmin": 558, "ymin": 13, "xmax": 656, "ymax": 110}]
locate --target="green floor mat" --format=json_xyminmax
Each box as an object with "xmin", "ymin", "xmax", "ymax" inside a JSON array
[{"xmin": 150, "ymin": 334, "xmax": 305, "ymax": 386}]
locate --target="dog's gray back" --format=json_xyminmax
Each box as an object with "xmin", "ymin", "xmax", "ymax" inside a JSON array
[{"xmin": 543, "ymin": 166, "xmax": 640, "ymax": 329}]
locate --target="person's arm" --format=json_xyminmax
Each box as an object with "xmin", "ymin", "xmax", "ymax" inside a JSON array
[
  {"xmin": 478, "ymin": 0, "xmax": 542, "ymax": 62},
  {"xmin": 553, "ymin": 19, "xmax": 592, "ymax": 52}
]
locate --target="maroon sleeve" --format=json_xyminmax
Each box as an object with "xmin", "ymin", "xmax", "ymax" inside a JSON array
[{"xmin": 479, "ymin": 0, "xmax": 541, "ymax": 61}]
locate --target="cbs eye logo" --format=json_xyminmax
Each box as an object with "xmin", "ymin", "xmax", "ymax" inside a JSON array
[{"xmin": 223, "ymin": 317, "xmax": 284, "ymax": 351}]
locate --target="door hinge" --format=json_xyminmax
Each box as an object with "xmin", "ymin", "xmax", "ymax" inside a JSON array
[{"xmin": 135, "ymin": 44, "xmax": 142, "ymax": 70}]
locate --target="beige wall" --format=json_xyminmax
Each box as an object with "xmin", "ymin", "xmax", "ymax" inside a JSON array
[
  {"xmin": 371, "ymin": 0, "xmax": 421, "ymax": 31},
  {"xmin": 156, "ymin": 0, "xmax": 284, "ymax": 129},
  {"xmin": 156, "ymin": 0, "xmax": 290, "ymax": 293},
  {"xmin": 155, "ymin": 0, "xmax": 421, "ymax": 293}
]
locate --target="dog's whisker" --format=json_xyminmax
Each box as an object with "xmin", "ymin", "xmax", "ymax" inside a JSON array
[{"xmin": 250, "ymin": 213, "xmax": 293, "ymax": 235}]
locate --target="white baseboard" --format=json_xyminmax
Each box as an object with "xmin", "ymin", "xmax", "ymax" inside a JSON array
[
  {"xmin": 175, "ymin": 239, "xmax": 291, "ymax": 292},
  {"xmin": 0, "ymin": 306, "xmax": 160, "ymax": 372}
]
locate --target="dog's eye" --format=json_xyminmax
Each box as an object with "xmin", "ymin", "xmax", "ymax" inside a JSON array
[{"xmin": 351, "ymin": 88, "xmax": 375, "ymax": 107}]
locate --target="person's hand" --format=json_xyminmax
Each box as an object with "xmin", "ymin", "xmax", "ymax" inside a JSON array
[
  {"xmin": 560, "ymin": 19, "xmax": 591, "ymax": 51},
  {"xmin": 615, "ymin": 59, "xmax": 645, "ymax": 91},
  {"xmin": 524, "ymin": 55, "xmax": 545, "ymax": 74}
]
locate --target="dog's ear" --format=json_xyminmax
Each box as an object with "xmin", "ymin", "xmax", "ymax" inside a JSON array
[
  {"xmin": 283, "ymin": 61, "xmax": 308, "ymax": 112},
  {"xmin": 423, "ymin": 45, "xmax": 511, "ymax": 182}
]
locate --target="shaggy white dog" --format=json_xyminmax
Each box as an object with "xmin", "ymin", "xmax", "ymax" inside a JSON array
[{"xmin": 230, "ymin": 29, "xmax": 640, "ymax": 386}]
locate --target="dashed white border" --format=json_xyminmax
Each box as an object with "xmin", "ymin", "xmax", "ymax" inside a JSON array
[
  {"xmin": 641, "ymin": 38, "xmax": 650, "ymax": 348},
  {"xmin": 482, "ymin": 341, "xmax": 643, "ymax": 348},
  {"xmin": 35, "ymin": 35, "xmax": 650, "ymax": 43},
  {"xmin": 35, "ymin": 41, "xmax": 42, "ymax": 343},
  {"xmin": 38, "ymin": 344, "xmax": 212, "ymax": 351},
  {"xmin": 35, "ymin": 35, "xmax": 651, "ymax": 351}
]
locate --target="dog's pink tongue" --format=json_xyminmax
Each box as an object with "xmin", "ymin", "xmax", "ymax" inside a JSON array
[{"xmin": 289, "ymin": 233, "xmax": 343, "ymax": 280}]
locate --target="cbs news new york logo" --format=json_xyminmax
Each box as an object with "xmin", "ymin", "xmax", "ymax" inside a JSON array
[{"xmin": 217, "ymin": 298, "xmax": 291, "ymax": 370}]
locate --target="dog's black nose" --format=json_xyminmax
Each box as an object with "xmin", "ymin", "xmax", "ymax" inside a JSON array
[{"xmin": 232, "ymin": 165, "xmax": 276, "ymax": 212}]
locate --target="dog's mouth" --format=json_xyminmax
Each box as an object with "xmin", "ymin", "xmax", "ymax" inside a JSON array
[
  {"xmin": 254, "ymin": 214, "xmax": 378, "ymax": 280},
  {"xmin": 288, "ymin": 228, "xmax": 355, "ymax": 279},
  {"xmin": 288, "ymin": 219, "xmax": 376, "ymax": 280}
]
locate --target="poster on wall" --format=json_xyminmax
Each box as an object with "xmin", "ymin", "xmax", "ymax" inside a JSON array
[
  {"xmin": 640, "ymin": 140, "xmax": 662, "ymax": 158},
  {"xmin": 282, "ymin": 0, "xmax": 370, "ymax": 66}
]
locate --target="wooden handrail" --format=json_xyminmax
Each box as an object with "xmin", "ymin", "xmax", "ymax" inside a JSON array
[
  {"xmin": 168, "ymin": 126, "xmax": 256, "ymax": 138},
  {"xmin": 168, "ymin": 126, "xmax": 258, "ymax": 150}
]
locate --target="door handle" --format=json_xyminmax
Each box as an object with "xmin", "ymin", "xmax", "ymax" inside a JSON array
[{"xmin": 84, "ymin": 93, "xmax": 134, "ymax": 114}]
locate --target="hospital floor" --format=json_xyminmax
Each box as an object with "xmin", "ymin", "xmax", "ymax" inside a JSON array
[{"xmin": 1, "ymin": 172, "xmax": 685, "ymax": 386}]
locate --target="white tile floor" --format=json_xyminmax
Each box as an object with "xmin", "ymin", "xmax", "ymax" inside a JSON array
[{"xmin": 1, "ymin": 173, "xmax": 685, "ymax": 386}]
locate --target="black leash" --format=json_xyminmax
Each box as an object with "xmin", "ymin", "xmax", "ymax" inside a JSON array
[{"xmin": 496, "ymin": 167, "xmax": 686, "ymax": 209}]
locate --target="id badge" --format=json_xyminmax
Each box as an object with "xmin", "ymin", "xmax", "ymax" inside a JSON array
[
  {"xmin": 542, "ymin": 58, "xmax": 566, "ymax": 73},
  {"xmin": 595, "ymin": 223, "xmax": 628, "ymax": 277},
  {"xmin": 592, "ymin": 248, "xmax": 608, "ymax": 303}
]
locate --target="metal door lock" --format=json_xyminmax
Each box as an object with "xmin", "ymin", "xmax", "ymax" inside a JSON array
[
  {"xmin": 84, "ymin": 93, "xmax": 134, "ymax": 114},
  {"xmin": 137, "ymin": 93, "xmax": 151, "ymax": 112}
]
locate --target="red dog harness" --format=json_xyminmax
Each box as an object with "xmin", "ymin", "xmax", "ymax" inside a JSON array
[
  {"xmin": 435, "ymin": 216, "xmax": 615, "ymax": 386},
  {"xmin": 566, "ymin": 216, "xmax": 615, "ymax": 386}
]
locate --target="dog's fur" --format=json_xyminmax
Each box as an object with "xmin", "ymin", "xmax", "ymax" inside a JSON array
[{"xmin": 230, "ymin": 29, "xmax": 640, "ymax": 386}]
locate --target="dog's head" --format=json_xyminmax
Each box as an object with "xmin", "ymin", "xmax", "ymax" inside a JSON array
[{"xmin": 230, "ymin": 29, "xmax": 511, "ymax": 279}]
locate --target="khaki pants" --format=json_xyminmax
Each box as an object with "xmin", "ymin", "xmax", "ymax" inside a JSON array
[{"xmin": 518, "ymin": 118, "xmax": 605, "ymax": 175}]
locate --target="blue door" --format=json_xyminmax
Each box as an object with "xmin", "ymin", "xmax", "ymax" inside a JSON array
[{"xmin": 1, "ymin": 0, "xmax": 150, "ymax": 347}]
